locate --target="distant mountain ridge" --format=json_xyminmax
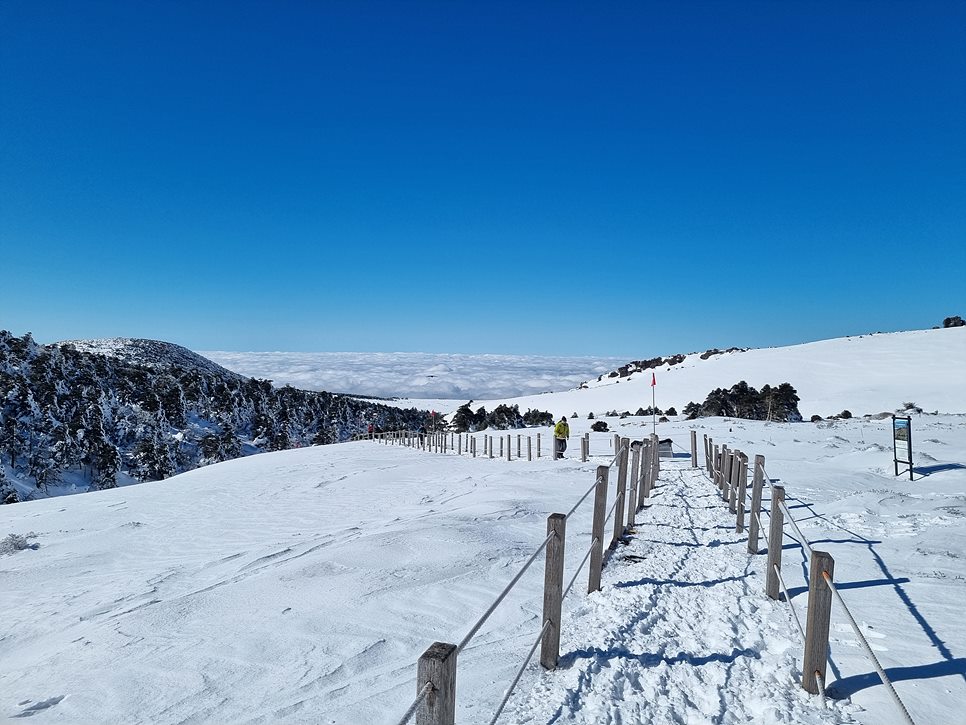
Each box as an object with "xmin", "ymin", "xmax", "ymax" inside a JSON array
[
  {"xmin": 61, "ymin": 337, "xmax": 242, "ymax": 380},
  {"xmin": 0, "ymin": 331, "xmax": 429, "ymax": 503}
]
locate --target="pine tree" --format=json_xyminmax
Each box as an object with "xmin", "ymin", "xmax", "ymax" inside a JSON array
[{"xmin": 0, "ymin": 466, "xmax": 19, "ymax": 504}]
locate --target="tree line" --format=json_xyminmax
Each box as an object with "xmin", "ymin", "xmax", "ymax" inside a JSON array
[{"xmin": 0, "ymin": 331, "xmax": 429, "ymax": 502}]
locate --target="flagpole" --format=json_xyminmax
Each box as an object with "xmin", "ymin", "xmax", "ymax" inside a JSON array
[{"xmin": 651, "ymin": 373, "xmax": 656, "ymax": 436}]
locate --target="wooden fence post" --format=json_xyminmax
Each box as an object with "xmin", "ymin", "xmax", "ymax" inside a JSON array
[
  {"xmin": 690, "ymin": 430, "xmax": 698, "ymax": 468},
  {"xmin": 588, "ymin": 466, "xmax": 609, "ymax": 593},
  {"xmin": 506, "ymin": 434, "xmax": 511, "ymax": 462},
  {"xmin": 488, "ymin": 436, "xmax": 493, "ymax": 459},
  {"xmin": 527, "ymin": 436, "xmax": 532, "ymax": 461},
  {"xmin": 735, "ymin": 453, "xmax": 748, "ymax": 533},
  {"xmin": 724, "ymin": 448, "xmax": 735, "ymax": 502},
  {"xmin": 729, "ymin": 450, "xmax": 740, "ymax": 514},
  {"xmin": 457, "ymin": 435, "xmax": 462, "ymax": 455},
  {"xmin": 537, "ymin": 433, "xmax": 541, "ymax": 458},
  {"xmin": 499, "ymin": 436, "xmax": 504, "ymax": 458},
  {"xmin": 802, "ymin": 551, "xmax": 835, "ymax": 695},
  {"xmin": 644, "ymin": 435, "xmax": 657, "ymax": 497},
  {"xmin": 416, "ymin": 641, "xmax": 457, "ymax": 725},
  {"xmin": 765, "ymin": 485, "xmax": 785, "ymax": 600},
  {"xmin": 471, "ymin": 437, "xmax": 476, "ymax": 458},
  {"xmin": 540, "ymin": 513, "xmax": 566, "ymax": 670},
  {"xmin": 611, "ymin": 439, "xmax": 629, "ymax": 547},
  {"xmin": 627, "ymin": 444, "xmax": 640, "ymax": 528},
  {"xmin": 712, "ymin": 443, "xmax": 720, "ymax": 485},
  {"xmin": 639, "ymin": 441, "xmax": 650, "ymax": 503},
  {"xmin": 748, "ymin": 455, "xmax": 765, "ymax": 553},
  {"xmin": 517, "ymin": 434, "xmax": 521, "ymax": 458}
]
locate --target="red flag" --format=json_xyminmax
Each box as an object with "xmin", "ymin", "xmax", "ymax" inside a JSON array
[{"xmin": 651, "ymin": 372, "xmax": 656, "ymax": 387}]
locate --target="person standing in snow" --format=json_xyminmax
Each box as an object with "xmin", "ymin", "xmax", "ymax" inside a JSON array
[{"xmin": 554, "ymin": 416, "xmax": 570, "ymax": 458}]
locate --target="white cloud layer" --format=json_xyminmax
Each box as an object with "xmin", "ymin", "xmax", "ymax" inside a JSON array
[{"xmin": 199, "ymin": 351, "xmax": 628, "ymax": 400}]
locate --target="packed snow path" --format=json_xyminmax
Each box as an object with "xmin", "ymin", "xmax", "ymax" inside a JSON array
[{"xmin": 507, "ymin": 460, "xmax": 857, "ymax": 724}]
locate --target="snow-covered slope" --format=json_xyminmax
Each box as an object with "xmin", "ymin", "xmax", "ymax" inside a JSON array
[
  {"xmin": 60, "ymin": 337, "xmax": 244, "ymax": 380},
  {"xmin": 459, "ymin": 327, "xmax": 966, "ymax": 419}
]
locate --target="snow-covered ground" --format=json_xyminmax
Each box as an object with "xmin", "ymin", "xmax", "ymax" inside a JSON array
[
  {"xmin": 2, "ymin": 412, "xmax": 964, "ymax": 724},
  {"xmin": 3, "ymin": 326, "xmax": 965, "ymax": 723}
]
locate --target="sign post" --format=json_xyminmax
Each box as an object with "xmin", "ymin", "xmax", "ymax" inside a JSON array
[{"xmin": 892, "ymin": 415, "xmax": 913, "ymax": 481}]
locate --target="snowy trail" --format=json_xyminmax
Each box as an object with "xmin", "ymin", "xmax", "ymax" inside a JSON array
[{"xmin": 506, "ymin": 460, "xmax": 859, "ymax": 725}]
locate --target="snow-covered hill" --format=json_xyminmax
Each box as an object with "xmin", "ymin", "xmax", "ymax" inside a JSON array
[
  {"xmin": 435, "ymin": 326, "xmax": 966, "ymax": 419},
  {"xmin": 61, "ymin": 337, "xmax": 245, "ymax": 380}
]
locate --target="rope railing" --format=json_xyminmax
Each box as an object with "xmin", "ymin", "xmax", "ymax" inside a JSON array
[
  {"xmin": 605, "ymin": 444, "xmax": 628, "ymax": 470},
  {"xmin": 822, "ymin": 571, "xmax": 917, "ymax": 725},
  {"xmin": 487, "ymin": 620, "xmax": 552, "ymax": 725},
  {"xmin": 456, "ymin": 530, "xmax": 555, "ymax": 655},
  {"xmin": 394, "ymin": 680, "xmax": 433, "ymax": 725},
  {"xmin": 606, "ymin": 489, "xmax": 624, "ymax": 520},
  {"xmin": 566, "ymin": 474, "xmax": 603, "ymax": 520},
  {"xmin": 563, "ymin": 536, "xmax": 600, "ymax": 602},
  {"xmin": 702, "ymin": 433, "xmax": 919, "ymax": 725},
  {"xmin": 773, "ymin": 563, "xmax": 806, "ymax": 642},
  {"xmin": 753, "ymin": 509, "xmax": 767, "ymax": 537},
  {"xmin": 777, "ymin": 498, "xmax": 815, "ymax": 559},
  {"xmin": 390, "ymin": 434, "xmax": 652, "ymax": 725},
  {"xmin": 815, "ymin": 671, "xmax": 828, "ymax": 710}
]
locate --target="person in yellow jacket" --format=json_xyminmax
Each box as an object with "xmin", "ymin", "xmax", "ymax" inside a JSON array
[{"xmin": 554, "ymin": 416, "xmax": 570, "ymax": 458}]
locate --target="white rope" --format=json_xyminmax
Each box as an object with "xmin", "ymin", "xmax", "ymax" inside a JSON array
[
  {"xmin": 597, "ymin": 443, "xmax": 627, "ymax": 471},
  {"xmin": 777, "ymin": 498, "xmax": 814, "ymax": 558},
  {"xmin": 394, "ymin": 680, "xmax": 433, "ymax": 725},
  {"xmin": 815, "ymin": 670, "xmax": 828, "ymax": 710},
  {"xmin": 606, "ymin": 489, "xmax": 624, "ymax": 520},
  {"xmin": 566, "ymin": 475, "xmax": 603, "ymax": 520},
  {"xmin": 757, "ymin": 461, "xmax": 778, "ymax": 489},
  {"xmin": 753, "ymin": 510, "xmax": 766, "ymax": 536},
  {"xmin": 823, "ymin": 572, "xmax": 917, "ymax": 725},
  {"xmin": 773, "ymin": 563, "xmax": 806, "ymax": 642},
  {"xmin": 487, "ymin": 620, "xmax": 551, "ymax": 725},
  {"xmin": 456, "ymin": 530, "xmax": 555, "ymax": 654},
  {"xmin": 563, "ymin": 536, "xmax": 600, "ymax": 601}
]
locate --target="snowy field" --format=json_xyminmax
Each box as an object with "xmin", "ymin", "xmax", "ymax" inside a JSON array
[
  {"xmin": 2, "ymin": 327, "xmax": 964, "ymax": 724},
  {"xmin": 2, "ymin": 413, "xmax": 964, "ymax": 725}
]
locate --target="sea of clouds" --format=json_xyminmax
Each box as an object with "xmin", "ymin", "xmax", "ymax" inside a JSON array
[{"xmin": 199, "ymin": 351, "xmax": 628, "ymax": 400}]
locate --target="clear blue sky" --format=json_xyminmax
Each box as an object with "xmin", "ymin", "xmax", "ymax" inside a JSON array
[{"xmin": 2, "ymin": 1, "xmax": 964, "ymax": 356}]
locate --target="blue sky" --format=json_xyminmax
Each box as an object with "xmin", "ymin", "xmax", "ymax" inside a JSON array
[{"xmin": 2, "ymin": 1, "xmax": 963, "ymax": 357}]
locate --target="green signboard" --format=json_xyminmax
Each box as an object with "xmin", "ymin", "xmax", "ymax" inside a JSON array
[{"xmin": 892, "ymin": 415, "xmax": 913, "ymax": 480}]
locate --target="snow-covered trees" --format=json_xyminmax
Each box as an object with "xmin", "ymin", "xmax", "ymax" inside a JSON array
[
  {"xmin": 0, "ymin": 466, "xmax": 19, "ymax": 504},
  {"xmin": 449, "ymin": 403, "xmax": 553, "ymax": 432},
  {"xmin": 0, "ymin": 330, "xmax": 429, "ymax": 500},
  {"xmin": 684, "ymin": 381, "xmax": 801, "ymax": 422}
]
